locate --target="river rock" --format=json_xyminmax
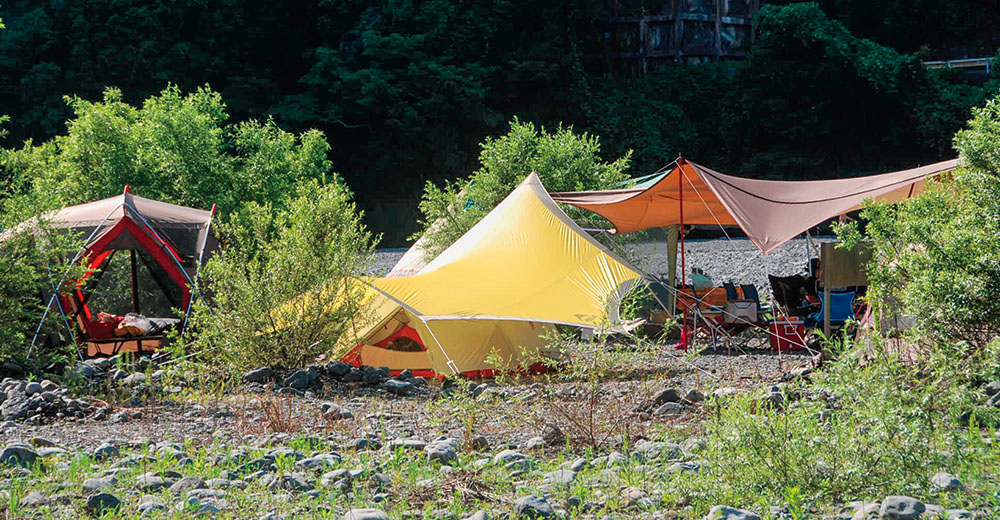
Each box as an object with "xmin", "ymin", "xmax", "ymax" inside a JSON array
[
  {"xmin": 85, "ymin": 493, "xmax": 121, "ymax": 515},
  {"xmin": 930, "ymin": 472, "xmax": 963, "ymax": 493},
  {"xmin": 0, "ymin": 444, "xmax": 38, "ymax": 467},
  {"xmin": 243, "ymin": 367, "xmax": 274, "ymax": 384},
  {"xmin": 344, "ymin": 508, "xmax": 391, "ymax": 520},
  {"xmin": 514, "ymin": 495, "xmax": 555, "ymax": 518},
  {"xmin": 170, "ymin": 476, "xmax": 206, "ymax": 494},
  {"xmin": 704, "ymin": 506, "xmax": 761, "ymax": 520},
  {"xmin": 879, "ymin": 496, "xmax": 925, "ymax": 519}
]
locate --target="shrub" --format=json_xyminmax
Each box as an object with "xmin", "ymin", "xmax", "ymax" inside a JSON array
[
  {"xmin": 413, "ymin": 118, "xmax": 632, "ymax": 257},
  {"xmin": 188, "ymin": 178, "xmax": 376, "ymax": 372},
  {"xmin": 837, "ymin": 95, "xmax": 1000, "ymax": 348},
  {"xmin": 0, "ymin": 189, "xmax": 87, "ymax": 364},
  {"xmin": 676, "ymin": 339, "xmax": 994, "ymax": 512}
]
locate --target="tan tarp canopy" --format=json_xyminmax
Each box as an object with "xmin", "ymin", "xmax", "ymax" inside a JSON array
[
  {"xmin": 551, "ymin": 158, "xmax": 960, "ymax": 254},
  {"xmin": 1, "ymin": 190, "xmax": 215, "ymax": 260}
]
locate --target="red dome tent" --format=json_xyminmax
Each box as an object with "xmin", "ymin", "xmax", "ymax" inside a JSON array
[{"xmin": 8, "ymin": 187, "xmax": 216, "ymax": 357}]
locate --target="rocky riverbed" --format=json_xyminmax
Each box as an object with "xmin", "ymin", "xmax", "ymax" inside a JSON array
[
  {"xmin": 0, "ymin": 346, "xmax": 831, "ymax": 519},
  {"xmin": 0, "ymin": 345, "xmax": 994, "ymax": 519}
]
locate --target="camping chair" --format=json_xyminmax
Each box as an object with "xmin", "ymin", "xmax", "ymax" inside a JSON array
[
  {"xmin": 805, "ymin": 290, "xmax": 856, "ymax": 331},
  {"xmin": 768, "ymin": 274, "xmax": 810, "ymax": 318}
]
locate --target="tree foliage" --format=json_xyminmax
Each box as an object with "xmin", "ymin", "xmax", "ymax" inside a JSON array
[
  {"xmin": 414, "ymin": 119, "xmax": 631, "ymax": 257},
  {"xmin": 0, "ymin": 1, "xmax": 997, "ymax": 244},
  {"xmin": 843, "ymin": 95, "xmax": 1000, "ymax": 348},
  {"xmin": 190, "ymin": 179, "xmax": 376, "ymax": 372},
  {"xmin": 3, "ymin": 85, "xmax": 330, "ymax": 216}
]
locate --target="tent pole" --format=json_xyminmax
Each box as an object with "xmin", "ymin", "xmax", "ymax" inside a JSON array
[
  {"xmin": 123, "ymin": 201, "xmax": 209, "ymax": 306},
  {"xmin": 130, "ymin": 249, "xmax": 140, "ymax": 314},
  {"xmin": 30, "ymin": 204, "xmax": 122, "ymax": 349},
  {"xmin": 678, "ymin": 157, "xmax": 689, "ymax": 350},
  {"xmin": 665, "ymin": 225, "xmax": 679, "ymax": 314},
  {"xmin": 422, "ymin": 318, "xmax": 461, "ymax": 377},
  {"xmin": 179, "ymin": 203, "xmax": 216, "ymax": 340}
]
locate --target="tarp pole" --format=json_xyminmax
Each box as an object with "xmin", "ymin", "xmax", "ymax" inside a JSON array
[
  {"xmin": 678, "ymin": 157, "xmax": 689, "ymax": 350},
  {"xmin": 823, "ymin": 250, "xmax": 832, "ymax": 338},
  {"xmin": 665, "ymin": 225, "xmax": 679, "ymax": 314}
]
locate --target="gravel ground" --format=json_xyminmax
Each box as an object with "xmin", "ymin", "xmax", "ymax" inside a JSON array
[
  {"xmin": 0, "ymin": 348, "xmax": 811, "ymax": 452},
  {"xmin": 371, "ymin": 237, "xmax": 836, "ymax": 289}
]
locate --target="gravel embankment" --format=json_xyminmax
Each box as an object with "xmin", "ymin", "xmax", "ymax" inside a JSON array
[{"xmin": 371, "ymin": 237, "xmax": 835, "ymax": 289}]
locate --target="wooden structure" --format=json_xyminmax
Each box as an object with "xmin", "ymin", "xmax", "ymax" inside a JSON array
[
  {"xmin": 820, "ymin": 241, "xmax": 871, "ymax": 336},
  {"xmin": 595, "ymin": 0, "xmax": 761, "ymax": 76}
]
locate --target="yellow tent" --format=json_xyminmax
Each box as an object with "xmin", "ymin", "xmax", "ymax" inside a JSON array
[{"xmin": 341, "ymin": 172, "xmax": 644, "ymax": 377}]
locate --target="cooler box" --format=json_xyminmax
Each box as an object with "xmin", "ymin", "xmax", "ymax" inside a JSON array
[
  {"xmin": 768, "ymin": 320, "xmax": 806, "ymax": 351},
  {"xmin": 723, "ymin": 300, "xmax": 758, "ymax": 324}
]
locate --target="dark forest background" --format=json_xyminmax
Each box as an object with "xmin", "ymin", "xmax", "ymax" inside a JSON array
[{"xmin": 2, "ymin": 0, "xmax": 999, "ymax": 245}]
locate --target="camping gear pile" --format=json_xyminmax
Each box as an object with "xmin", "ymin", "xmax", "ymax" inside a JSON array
[{"xmin": 553, "ymin": 157, "xmax": 959, "ymax": 351}]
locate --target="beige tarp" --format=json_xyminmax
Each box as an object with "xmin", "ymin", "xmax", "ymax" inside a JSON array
[
  {"xmin": 551, "ymin": 159, "xmax": 960, "ymax": 254},
  {"xmin": 1, "ymin": 190, "xmax": 215, "ymax": 259}
]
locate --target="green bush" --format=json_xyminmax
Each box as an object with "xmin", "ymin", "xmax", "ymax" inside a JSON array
[
  {"xmin": 3, "ymin": 85, "xmax": 330, "ymax": 217},
  {"xmin": 837, "ymin": 95, "xmax": 1000, "ymax": 348},
  {"xmin": 188, "ymin": 178, "xmax": 376, "ymax": 372},
  {"xmin": 0, "ymin": 190, "xmax": 87, "ymax": 365},
  {"xmin": 678, "ymin": 341, "xmax": 996, "ymax": 512},
  {"xmin": 413, "ymin": 118, "xmax": 632, "ymax": 257}
]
